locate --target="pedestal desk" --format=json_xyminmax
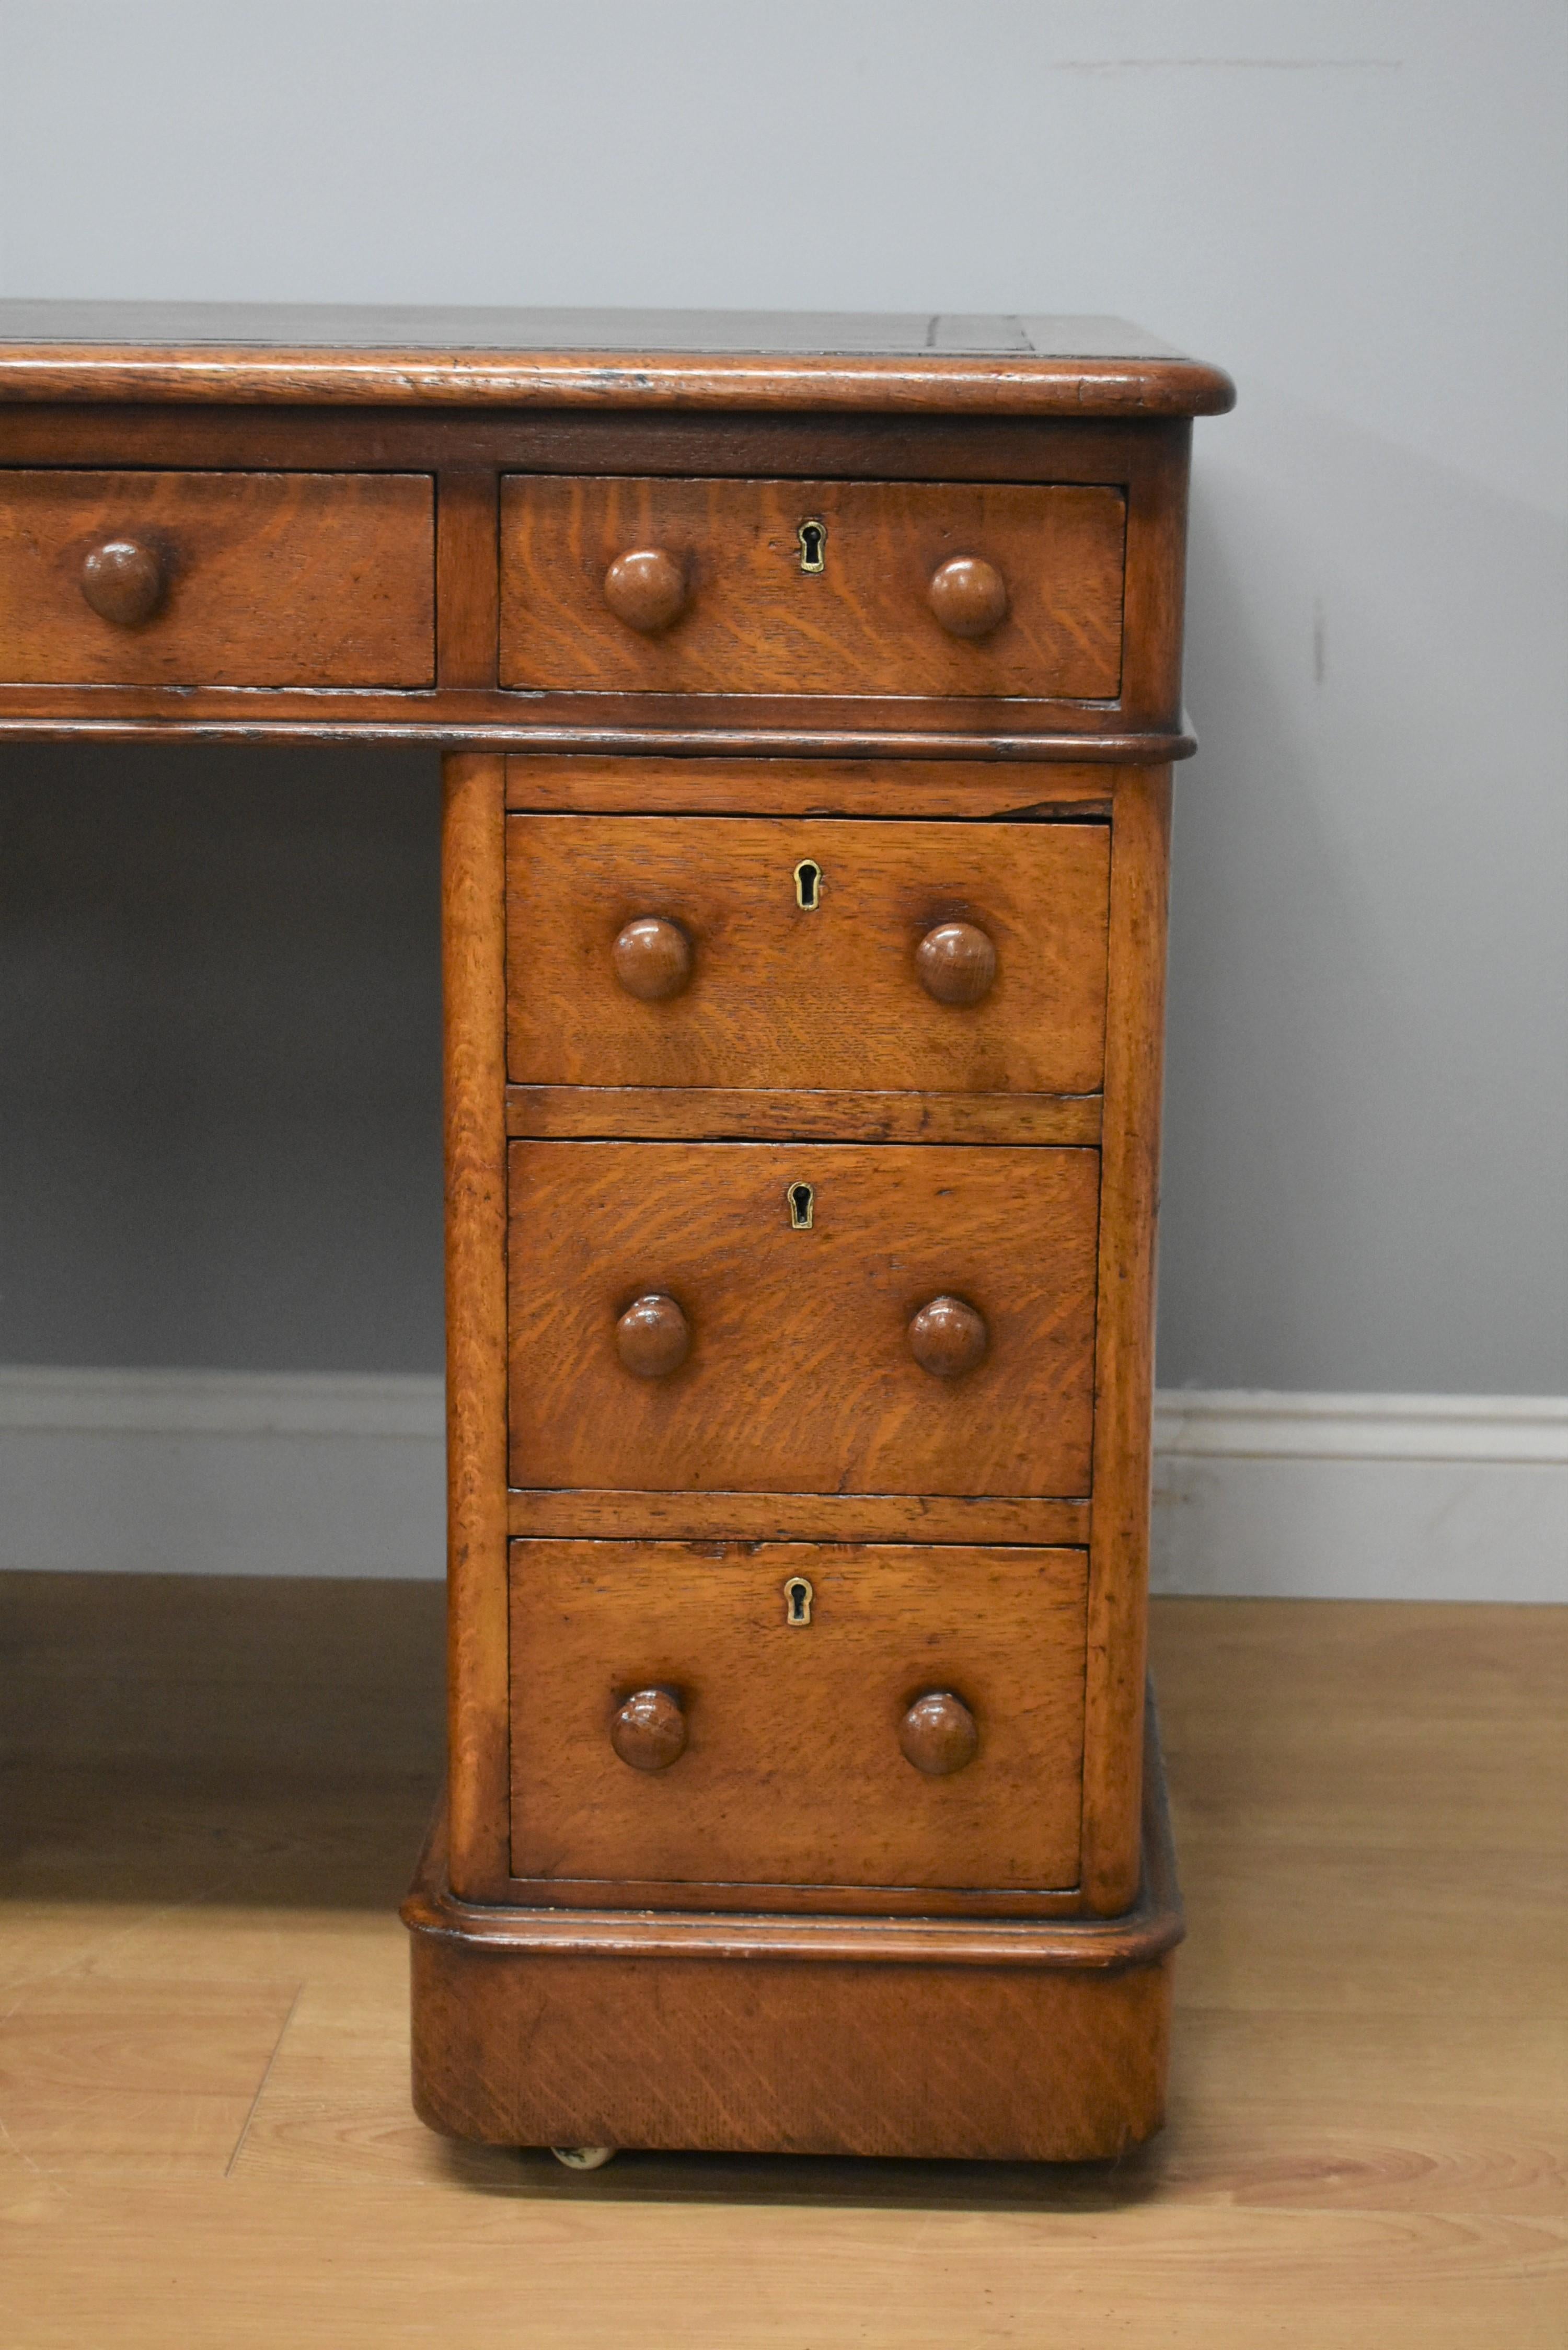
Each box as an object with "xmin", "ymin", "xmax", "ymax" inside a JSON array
[{"xmin": 0, "ymin": 305, "xmax": 1233, "ymax": 2163}]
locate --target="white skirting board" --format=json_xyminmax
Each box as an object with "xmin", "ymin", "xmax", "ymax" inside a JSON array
[
  {"xmin": 0, "ymin": 1365, "xmax": 446, "ymax": 1581},
  {"xmin": 1152, "ymin": 1391, "xmax": 1567, "ymax": 1603},
  {"xmin": 0, "ymin": 1367, "xmax": 1563, "ymax": 1599}
]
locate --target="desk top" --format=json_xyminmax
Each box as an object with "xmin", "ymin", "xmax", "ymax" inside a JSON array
[{"xmin": 0, "ymin": 304, "xmax": 1234, "ymax": 416}]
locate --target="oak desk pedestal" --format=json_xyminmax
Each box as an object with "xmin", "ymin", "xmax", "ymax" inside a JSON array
[{"xmin": 0, "ymin": 305, "xmax": 1232, "ymax": 2163}]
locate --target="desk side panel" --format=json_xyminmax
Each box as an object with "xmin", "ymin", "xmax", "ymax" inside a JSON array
[
  {"xmin": 1081, "ymin": 766, "xmax": 1171, "ymax": 1911},
  {"xmin": 443, "ymin": 751, "xmax": 511, "ymax": 1897}
]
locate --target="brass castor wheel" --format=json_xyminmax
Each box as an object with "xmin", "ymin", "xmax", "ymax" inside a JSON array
[{"xmin": 550, "ymin": 2145, "xmax": 617, "ymax": 2171}]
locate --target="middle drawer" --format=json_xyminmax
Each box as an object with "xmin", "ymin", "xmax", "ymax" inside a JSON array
[{"xmin": 508, "ymin": 1139, "xmax": 1099, "ymax": 1499}]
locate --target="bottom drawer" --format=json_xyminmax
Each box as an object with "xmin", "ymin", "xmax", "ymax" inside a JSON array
[{"xmin": 509, "ymin": 1539, "xmax": 1088, "ymax": 1897}]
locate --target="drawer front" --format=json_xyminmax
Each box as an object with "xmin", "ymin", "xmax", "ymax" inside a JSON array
[
  {"xmin": 506, "ymin": 813, "xmax": 1110, "ymax": 1097},
  {"xmin": 508, "ymin": 1141, "xmax": 1099, "ymax": 1497},
  {"xmin": 510, "ymin": 1540, "xmax": 1088, "ymax": 1892},
  {"xmin": 499, "ymin": 476, "xmax": 1125, "ymax": 699},
  {"xmin": 0, "ymin": 471, "xmax": 434, "ymax": 686}
]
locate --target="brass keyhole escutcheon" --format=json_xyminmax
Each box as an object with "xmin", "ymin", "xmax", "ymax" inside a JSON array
[
  {"xmin": 793, "ymin": 859, "xmax": 823, "ymax": 910},
  {"xmin": 797, "ymin": 518, "xmax": 826, "ymax": 573},
  {"xmin": 783, "ymin": 1575, "xmax": 814, "ymax": 1627},
  {"xmin": 787, "ymin": 1181, "xmax": 815, "ymax": 1230}
]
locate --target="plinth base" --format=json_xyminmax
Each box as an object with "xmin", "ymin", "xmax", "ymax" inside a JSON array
[{"xmin": 403, "ymin": 1702, "xmax": 1182, "ymax": 2164}]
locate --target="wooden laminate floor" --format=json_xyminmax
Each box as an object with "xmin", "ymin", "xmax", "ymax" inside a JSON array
[{"xmin": 0, "ymin": 1573, "xmax": 1562, "ymax": 2346}]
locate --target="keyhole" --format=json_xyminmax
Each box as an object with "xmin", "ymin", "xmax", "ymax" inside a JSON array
[
  {"xmin": 797, "ymin": 519, "xmax": 826, "ymax": 574},
  {"xmin": 793, "ymin": 859, "xmax": 822, "ymax": 910},
  {"xmin": 787, "ymin": 1182, "xmax": 814, "ymax": 1230},
  {"xmin": 784, "ymin": 1575, "xmax": 814, "ymax": 1627}
]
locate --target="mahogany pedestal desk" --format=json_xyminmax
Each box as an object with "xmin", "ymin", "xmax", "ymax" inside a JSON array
[{"xmin": 0, "ymin": 306, "xmax": 1233, "ymax": 2164}]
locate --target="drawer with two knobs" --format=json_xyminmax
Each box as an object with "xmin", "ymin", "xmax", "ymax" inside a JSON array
[
  {"xmin": 507, "ymin": 1138, "xmax": 1099, "ymax": 1501},
  {"xmin": 505, "ymin": 811, "xmax": 1112, "ymax": 1100},
  {"xmin": 509, "ymin": 1540, "xmax": 1088, "ymax": 1901},
  {"xmin": 499, "ymin": 475, "xmax": 1127, "ymax": 701}
]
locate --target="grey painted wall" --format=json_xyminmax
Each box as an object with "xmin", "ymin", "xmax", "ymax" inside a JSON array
[
  {"xmin": 0, "ymin": 751, "xmax": 443, "ymax": 1373},
  {"xmin": 1, "ymin": 0, "xmax": 1563, "ymax": 1393}
]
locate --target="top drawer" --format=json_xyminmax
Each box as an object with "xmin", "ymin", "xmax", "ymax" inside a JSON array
[
  {"xmin": 506, "ymin": 813, "xmax": 1111, "ymax": 1098},
  {"xmin": 0, "ymin": 471, "xmax": 435, "ymax": 687},
  {"xmin": 499, "ymin": 477, "xmax": 1125, "ymax": 699}
]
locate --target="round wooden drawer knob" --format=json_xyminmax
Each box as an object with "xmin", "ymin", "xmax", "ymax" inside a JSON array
[
  {"xmin": 898, "ymin": 1691, "xmax": 978, "ymax": 1776},
  {"xmin": 916, "ymin": 920, "xmax": 997, "ymax": 1006},
  {"xmin": 611, "ymin": 1687, "xmax": 687, "ymax": 1771},
  {"xmin": 614, "ymin": 1292, "xmax": 690, "ymax": 1377},
  {"xmin": 907, "ymin": 1294, "xmax": 988, "ymax": 1378},
  {"xmin": 603, "ymin": 549, "xmax": 688, "ymax": 633},
  {"xmin": 927, "ymin": 556, "xmax": 1008, "ymax": 639},
  {"xmin": 80, "ymin": 538, "xmax": 164, "ymax": 628},
  {"xmin": 612, "ymin": 915, "xmax": 692, "ymax": 1001}
]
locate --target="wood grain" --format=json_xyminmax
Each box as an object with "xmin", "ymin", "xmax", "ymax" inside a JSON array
[
  {"xmin": 1119, "ymin": 422, "xmax": 1192, "ymax": 727},
  {"xmin": 0, "ymin": 307, "xmax": 1236, "ymax": 2210},
  {"xmin": 0, "ymin": 1978, "xmax": 302, "ymax": 2178},
  {"xmin": 0, "ymin": 399, "xmax": 1191, "ymax": 492},
  {"xmin": 500, "ymin": 477, "xmax": 1125, "ymax": 698},
  {"xmin": 0, "ymin": 304, "xmax": 1237, "ymax": 414},
  {"xmin": 412, "ymin": 1940, "xmax": 1171, "ymax": 2163},
  {"xmin": 0, "ymin": 707, "xmax": 1198, "ymax": 758},
  {"xmin": 505, "ymin": 812, "xmax": 1110, "ymax": 1096},
  {"xmin": 504, "ymin": 1488, "xmax": 1091, "ymax": 1547},
  {"xmin": 413, "ymin": 1702, "xmax": 1175, "ymax": 2144},
  {"xmin": 504, "ymin": 1086, "xmax": 1102, "ymax": 1146},
  {"xmin": 0, "ymin": 404, "xmax": 1200, "ymax": 735},
  {"xmin": 503, "ymin": 752, "xmax": 1119, "ymax": 817},
  {"xmin": 506, "ymin": 1540, "xmax": 1088, "ymax": 1896},
  {"xmin": 0, "ymin": 341, "xmax": 1230, "ymax": 415},
  {"xmin": 434, "ymin": 469, "xmax": 498, "ymax": 685},
  {"xmin": 505, "ymin": 1141, "xmax": 1099, "ymax": 1499},
  {"xmin": 441, "ymin": 752, "xmax": 510, "ymax": 1899},
  {"xmin": 1081, "ymin": 766, "xmax": 1172, "ymax": 1914},
  {"xmin": 1, "ymin": 1576, "xmax": 1560, "ymax": 2348},
  {"xmin": 0, "ymin": 469, "xmax": 433, "ymax": 686}
]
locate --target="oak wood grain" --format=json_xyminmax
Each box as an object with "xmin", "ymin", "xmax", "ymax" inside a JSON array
[
  {"xmin": 0, "ymin": 708, "xmax": 1197, "ymax": 760},
  {"xmin": 441, "ymin": 752, "xmax": 510, "ymax": 1899},
  {"xmin": 505, "ymin": 813, "xmax": 1110, "ymax": 1096},
  {"xmin": 0, "ymin": 404, "xmax": 1198, "ymax": 734},
  {"xmin": 500, "ymin": 476, "xmax": 1125, "ymax": 698},
  {"xmin": 412, "ymin": 1940, "xmax": 1172, "ymax": 2164},
  {"xmin": 507, "ymin": 1541, "xmax": 1088, "ymax": 1895},
  {"xmin": 0, "ymin": 469, "xmax": 434, "ymax": 686},
  {"xmin": 503, "ymin": 752, "xmax": 1120, "ymax": 817},
  {"xmin": 0, "ymin": 308, "xmax": 1235, "ymax": 2197},
  {"xmin": 505, "ymin": 1141, "xmax": 1099, "ymax": 1500},
  {"xmin": 1082, "ymin": 767, "xmax": 1173, "ymax": 1914},
  {"xmin": 0, "ymin": 402, "xmax": 1198, "ymax": 498},
  {"xmin": 504, "ymin": 1085, "xmax": 1102, "ymax": 1146},
  {"xmin": 0, "ymin": 339, "xmax": 1233, "ymax": 413},
  {"xmin": 504, "ymin": 1488, "xmax": 1091, "ymax": 1546},
  {"xmin": 434, "ymin": 469, "xmax": 499, "ymax": 685},
  {"xmin": 0, "ymin": 301, "xmax": 1237, "ymax": 415}
]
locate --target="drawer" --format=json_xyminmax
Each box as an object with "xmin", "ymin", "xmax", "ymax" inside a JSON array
[
  {"xmin": 509, "ymin": 1540, "xmax": 1088, "ymax": 1893},
  {"xmin": 506, "ymin": 814, "xmax": 1110, "ymax": 1097},
  {"xmin": 499, "ymin": 476, "xmax": 1125, "ymax": 699},
  {"xmin": 507, "ymin": 1141, "xmax": 1099, "ymax": 1498},
  {"xmin": 0, "ymin": 470, "xmax": 434, "ymax": 686}
]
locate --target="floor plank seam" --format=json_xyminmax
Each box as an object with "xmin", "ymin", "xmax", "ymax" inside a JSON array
[{"xmin": 224, "ymin": 1980, "xmax": 304, "ymax": 2178}]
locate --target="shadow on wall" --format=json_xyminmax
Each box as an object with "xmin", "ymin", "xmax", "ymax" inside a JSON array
[
  {"xmin": 0, "ymin": 742, "xmax": 445, "ymax": 1374},
  {"xmin": 1161, "ymin": 383, "xmax": 1568, "ymax": 1396}
]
